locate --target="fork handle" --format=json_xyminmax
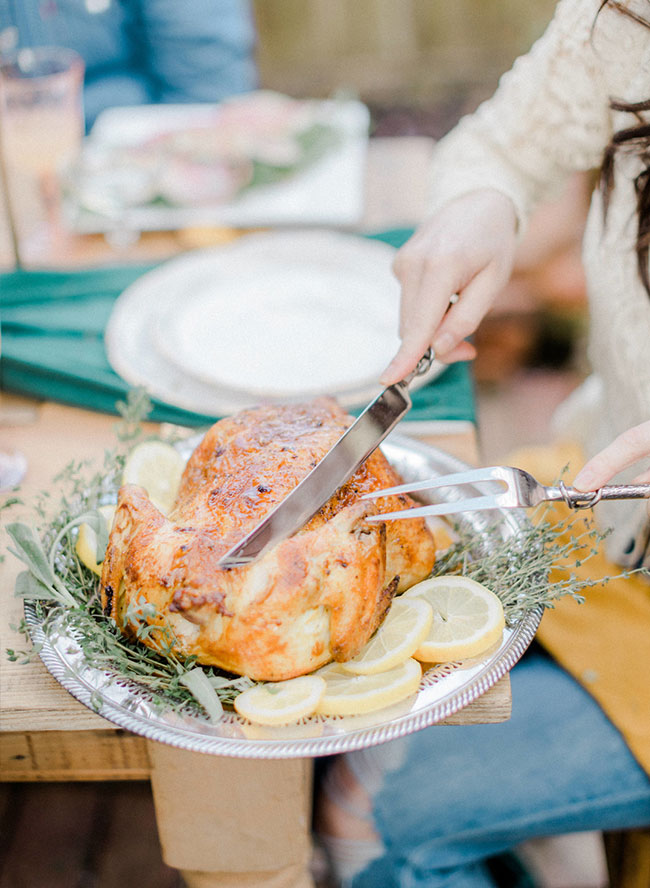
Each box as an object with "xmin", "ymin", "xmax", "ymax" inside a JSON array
[{"xmin": 557, "ymin": 481, "xmax": 650, "ymax": 510}]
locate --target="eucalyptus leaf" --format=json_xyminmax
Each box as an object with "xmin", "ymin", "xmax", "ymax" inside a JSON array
[
  {"xmin": 15, "ymin": 570, "xmax": 59, "ymax": 601},
  {"xmin": 6, "ymin": 522, "xmax": 58, "ymax": 590}
]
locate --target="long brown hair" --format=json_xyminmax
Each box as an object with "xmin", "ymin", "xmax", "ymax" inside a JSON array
[{"xmin": 598, "ymin": 1, "xmax": 650, "ymax": 294}]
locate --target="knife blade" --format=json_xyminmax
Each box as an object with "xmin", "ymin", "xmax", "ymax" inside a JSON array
[{"xmin": 217, "ymin": 349, "xmax": 434, "ymax": 569}]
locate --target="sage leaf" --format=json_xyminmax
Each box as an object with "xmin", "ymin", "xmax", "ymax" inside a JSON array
[
  {"xmin": 15, "ymin": 570, "xmax": 59, "ymax": 601},
  {"xmin": 179, "ymin": 667, "xmax": 224, "ymax": 723},
  {"xmin": 6, "ymin": 522, "xmax": 57, "ymax": 590},
  {"xmin": 82, "ymin": 511, "xmax": 110, "ymax": 562}
]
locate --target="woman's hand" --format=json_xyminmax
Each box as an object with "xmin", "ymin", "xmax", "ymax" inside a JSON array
[
  {"xmin": 573, "ymin": 421, "xmax": 650, "ymax": 490},
  {"xmin": 381, "ymin": 189, "xmax": 519, "ymax": 385}
]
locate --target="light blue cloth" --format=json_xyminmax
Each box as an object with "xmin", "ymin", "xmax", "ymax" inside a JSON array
[
  {"xmin": 330, "ymin": 648, "xmax": 650, "ymax": 888},
  {"xmin": 0, "ymin": 0, "xmax": 257, "ymax": 128}
]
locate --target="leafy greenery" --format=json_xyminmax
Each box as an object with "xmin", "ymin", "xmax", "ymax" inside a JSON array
[
  {"xmin": 245, "ymin": 122, "xmax": 341, "ymax": 191},
  {"xmin": 3, "ymin": 391, "xmax": 624, "ymax": 722},
  {"xmin": 432, "ymin": 503, "xmax": 619, "ymax": 624}
]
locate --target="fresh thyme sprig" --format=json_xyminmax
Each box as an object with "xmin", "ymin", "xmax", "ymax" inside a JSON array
[
  {"xmin": 115, "ymin": 387, "xmax": 154, "ymax": 446},
  {"xmin": 432, "ymin": 500, "xmax": 616, "ymax": 625},
  {"xmin": 3, "ymin": 391, "xmax": 623, "ymax": 723}
]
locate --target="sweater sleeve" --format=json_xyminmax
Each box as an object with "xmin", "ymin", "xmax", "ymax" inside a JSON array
[{"xmin": 428, "ymin": 0, "xmax": 631, "ymax": 227}]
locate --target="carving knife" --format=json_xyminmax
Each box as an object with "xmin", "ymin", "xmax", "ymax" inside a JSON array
[{"xmin": 217, "ymin": 350, "xmax": 434, "ymax": 569}]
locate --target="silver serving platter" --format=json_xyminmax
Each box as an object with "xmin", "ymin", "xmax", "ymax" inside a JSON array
[{"xmin": 25, "ymin": 433, "xmax": 542, "ymax": 759}]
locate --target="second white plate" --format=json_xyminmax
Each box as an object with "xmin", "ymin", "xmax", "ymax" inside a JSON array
[{"xmin": 106, "ymin": 230, "xmax": 443, "ymax": 414}]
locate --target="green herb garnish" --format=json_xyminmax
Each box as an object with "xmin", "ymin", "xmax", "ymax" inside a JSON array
[{"xmin": 432, "ymin": 503, "xmax": 611, "ymax": 624}]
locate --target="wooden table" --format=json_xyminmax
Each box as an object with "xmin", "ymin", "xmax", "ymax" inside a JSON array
[{"xmin": 0, "ymin": 137, "xmax": 510, "ymax": 888}]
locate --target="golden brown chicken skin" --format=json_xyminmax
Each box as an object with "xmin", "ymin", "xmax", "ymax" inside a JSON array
[{"xmin": 101, "ymin": 399, "xmax": 435, "ymax": 681}]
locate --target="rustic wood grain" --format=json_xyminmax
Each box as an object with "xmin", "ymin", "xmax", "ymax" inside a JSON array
[
  {"xmin": 438, "ymin": 679, "xmax": 511, "ymax": 725},
  {"xmin": 0, "ymin": 731, "xmax": 150, "ymax": 782}
]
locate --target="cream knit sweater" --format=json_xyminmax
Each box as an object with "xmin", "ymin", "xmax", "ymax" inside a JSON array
[{"xmin": 429, "ymin": 0, "xmax": 650, "ymax": 566}]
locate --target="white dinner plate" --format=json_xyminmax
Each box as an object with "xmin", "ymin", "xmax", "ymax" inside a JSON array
[{"xmin": 106, "ymin": 230, "xmax": 444, "ymax": 414}]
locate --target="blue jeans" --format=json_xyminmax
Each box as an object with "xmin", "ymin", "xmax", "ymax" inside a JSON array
[{"xmin": 338, "ymin": 648, "xmax": 650, "ymax": 888}]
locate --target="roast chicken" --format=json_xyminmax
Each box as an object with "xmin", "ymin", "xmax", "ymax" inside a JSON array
[{"xmin": 101, "ymin": 399, "xmax": 435, "ymax": 681}]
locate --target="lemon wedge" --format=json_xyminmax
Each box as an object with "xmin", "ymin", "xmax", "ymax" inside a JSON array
[
  {"xmin": 404, "ymin": 575, "xmax": 505, "ymax": 662},
  {"xmin": 234, "ymin": 675, "xmax": 326, "ymax": 725},
  {"xmin": 122, "ymin": 440, "xmax": 186, "ymax": 514},
  {"xmin": 342, "ymin": 597, "xmax": 433, "ymax": 675},
  {"xmin": 315, "ymin": 658, "xmax": 422, "ymax": 717},
  {"xmin": 75, "ymin": 504, "xmax": 116, "ymax": 576}
]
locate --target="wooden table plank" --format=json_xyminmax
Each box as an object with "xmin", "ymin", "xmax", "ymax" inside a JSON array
[{"xmin": 0, "ymin": 731, "xmax": 150, "ymax": 782}]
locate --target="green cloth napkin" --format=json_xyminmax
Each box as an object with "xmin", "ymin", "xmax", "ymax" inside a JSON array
[{"xmin": 0, "ymin": 230, "xmax": 475, "ymax": 426}]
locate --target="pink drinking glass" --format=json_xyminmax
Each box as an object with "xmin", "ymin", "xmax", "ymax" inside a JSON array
[{"xmin": 0, "ymin": 46, "xmax": 85, "ymax": 266}]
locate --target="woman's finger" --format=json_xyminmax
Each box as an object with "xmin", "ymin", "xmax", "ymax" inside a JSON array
[
  {"xmin": 431, "ymin": 265, "xmax": 503, "ymax": 358},
  {"xmin": 437, "ymin": 340, "xmax": 477, "ymax": 363},
  {"xmin": 380, "ymin": 332, "xmax": 477, "ymax": 385},
  {"xmin": 383, "ymin": 255, "xmax": 462, "ymax": 384},
  {"xmin": 573, "ymin": 420, "xmax": 650, "ymax": 489},
  {"xmin": 380, "ymin": 340, "xmax": 429, "ymax": 385}
]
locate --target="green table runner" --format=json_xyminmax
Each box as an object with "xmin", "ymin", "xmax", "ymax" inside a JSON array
[{"xmin": 0, "ymin": 230, "xmax": 475, "ymax": 426}]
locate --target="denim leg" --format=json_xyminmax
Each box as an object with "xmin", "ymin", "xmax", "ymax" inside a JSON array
[{"xmin": 345, "ymin": 649, "xmax": 650, "ymax": 888}]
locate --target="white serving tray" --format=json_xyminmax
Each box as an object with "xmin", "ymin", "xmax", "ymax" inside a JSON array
[{"xmin": 65, "ymin": 98, "xmax": 370, "ymax": 233}]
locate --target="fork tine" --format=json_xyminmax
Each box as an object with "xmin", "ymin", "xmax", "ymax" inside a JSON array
[
  {"xmin": 364, "ymin": 495, "xmax": 505, "ymax": 521},
  {"xmin": 361, "ymin": 467, "xmax": 505, "ymax": 500}
]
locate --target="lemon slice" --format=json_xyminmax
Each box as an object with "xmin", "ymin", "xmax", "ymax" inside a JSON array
[
  {"xmin": 426, "ymin": 516, "xmax": 458, "ymax": 552},
  {"xmin": 75, "ymin": 504, "xmax": 116, "ymax": 576},
  {"xmin": 315, "ymin": 658, "xmax": 422, "ymax": 716},
  {"xmin": 404, "ymin": 575, "xmax": 505, "ymax": 662},
  {"xmin": 342, "ymin": 597, "xmax": 433, "ymax": 675},
  {"xmin": 234, "ymin": 675, "xmax": 326, "ymax": 725},
  {"xmin": 122, "ymin": 440, "xmax": 186, "ymax": 514}
]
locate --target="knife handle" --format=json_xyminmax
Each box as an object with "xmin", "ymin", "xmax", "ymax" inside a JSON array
[{"xmin": 400, "ymin": 348, "xmax": 434, "ymax": 387}]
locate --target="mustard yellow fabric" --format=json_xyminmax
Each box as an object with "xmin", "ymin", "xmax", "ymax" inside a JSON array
[{"xmin": 508, "ymin": 441, "xmax": 650, "ymax": 775}]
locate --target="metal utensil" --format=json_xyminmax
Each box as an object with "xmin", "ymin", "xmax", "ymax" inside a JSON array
[
  {"xmin": 361, "ymin": 464, "xmax": 650, "ymax": 520},
  {"xmin": 217, "ymin": 349, "xmax": 434, "ymax": 569}
]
